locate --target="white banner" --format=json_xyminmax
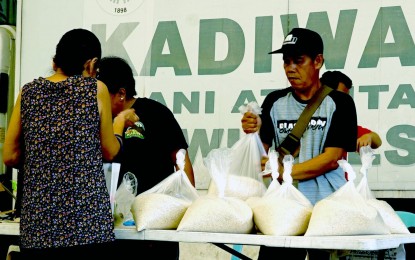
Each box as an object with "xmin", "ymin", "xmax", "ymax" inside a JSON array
[{"xmin": 20, "ymin": 0, "xmax": 415, "ymax": 193}]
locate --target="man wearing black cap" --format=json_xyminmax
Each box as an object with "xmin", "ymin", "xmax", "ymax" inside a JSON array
[{"xmin": 241, "ymin": 28, "xmax": 358, "ymax": 259}]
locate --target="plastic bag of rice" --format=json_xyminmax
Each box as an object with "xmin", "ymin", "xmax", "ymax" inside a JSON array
[
  {"xmin": 305, "ymin": 198, "xmax": 389, "ymax": 236},
  {"xmin": 131, "ymin": 149, "xmax": 199, "ymax": 231},
  {"xmin": 251, "ymin": 155, "xmax": 313, "ymax": 235},
  {"xmin": 132, "ymin": 193, "xmax": 191, "ymax": 231},
  {"xmin": 205, "ymin": 104, "xmax": 267, "ymax": 201},
  {"xmin": 356, "ymin": 146, "xmax": 409, "ymax": 234},
  {"xmin": 366, "ymin": 199, "xmax": 409, "ymax": 234},
  {"xmin": 207, "ymin": 175, "xmax": 266, "ymax": 200},
  {"xmin": 177, "ymin": 195, "xmax": 254, "ymax": 234},
  {"xmin": 305, "ymin": 159, "xmax": 390, "ymax": 236},
  {"xmin": 252, "ymin": 196, "xmax": 312, "ymax": 235}
]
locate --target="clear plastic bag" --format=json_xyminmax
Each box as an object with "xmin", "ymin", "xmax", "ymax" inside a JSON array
[
  {"xmin": 251, "ymin": 155, "xmax": 313, "ymax": 235},
  {"xmin": 207, "ymin": 102, "xmax": 267, "ymax": 200},
  {"xmin": 205, "ymin": 147, "xmax": 232, "ymax": 198},
  {"xmin": 114, "ymin": 172, "xmax": 137, "ymax": 226},
  {"xmin": 356, "ymin": 146, "xmax": 409, "ymax": 234},
  {"xmin": 178, "ymin": 149, "xmax": 254, "ymax": 234},
  {"xmin": 205, "ymin": 146, "xmax": 266, "ymax": 200},
  {"xmin": 305, "ymin": 159, "xmax": 390, "ymax": 236},
  {"xmin": 131, "ymin": 149, "xmax": 199, "ymax": 231}
]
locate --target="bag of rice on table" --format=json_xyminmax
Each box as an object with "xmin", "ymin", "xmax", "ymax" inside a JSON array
[
  {"xmin": 176, "ymin": 195, "xmax": 254, "ymax": 233},
  {"xmin": 345, "ymin": 146, "xmax": 408, "ymax": 260},
  {"xmin": 305, "ymin": 159, "xmax": 390, "ymax": 236},
  {"xmin": 131, "ymin": 149, "xmax": 199, "ymax": 231},
  {"xmin": 357, "ymin": 146, "xmax": 409, "ymax": 234},
  {"xmin": 250, "ymin": 154, "xmax": 313, "ymax": 236},
  {"xmin": 177, "ymin": 148, "xmax": 254, "ymax": 234},
  {"xmin": 207, "ymin": 102, "xmax": 267, "ymax": 201}
]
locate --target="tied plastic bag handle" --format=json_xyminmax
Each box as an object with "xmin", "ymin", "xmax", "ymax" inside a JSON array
[
  {"xmin": 359, "ymin": 145, "xmax": 375, "ymax": 177},
  {"xmin": 282, "ymin": 155, "xmax": 294, "ymax": 184},
  {"xmin": 338, "ymin": 159, "xmax": 356, "ymax": 181},
  {"xmin": 263, "ymin": 150, "xmax": 281, "ymax": 195},
  {"xmin": 356, "ymin": 145, "xmax": 377, "ymax": 200},
  {"xmin": 269, "ymin": 150, "xmax": 279, "ymax": 181},
  {"xmin": 176, "ymin": 148, "xmax": 186, "ymax": 170},
  {"xmin": 262, "ymin": 149, "xmax": 274, "ymax": 176}
]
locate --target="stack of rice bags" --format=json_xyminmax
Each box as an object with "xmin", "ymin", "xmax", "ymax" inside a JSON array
[
  {"xmin": 177, "ymin": 147, "xmax": 254, "ymax": 234},
  {"xmin": 131, "ymin": 149, "xmax": 199, "ymax": 231},
  {"xmin": 305, "ymin": 159, "xmax": 390, "ymax": 236},
  {"xmin": 248, "ymin": 153, "xmax": 313, "ymax": 235}
]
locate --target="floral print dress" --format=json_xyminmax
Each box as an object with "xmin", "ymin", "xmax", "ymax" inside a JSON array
[{"xmin": 19, "ymin": 76, "xmax": 115, "ymax": 249}]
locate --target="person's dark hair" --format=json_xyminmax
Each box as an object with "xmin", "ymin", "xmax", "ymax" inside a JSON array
[
  {"xmin": 320, "ymin": 70, "xmax": 353, "ymax": 90},
  {"xmin": 53, "ymin": 28, "xmax": 102, "ymax": 76},
  {"xmin": 98, "ymin": 56, "xmax": 137, "ymax": 98}
]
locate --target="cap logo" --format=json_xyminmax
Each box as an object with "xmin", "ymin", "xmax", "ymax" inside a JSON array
[{"xmin": 282, "ymin": 34, "xmax": 297, "ymax": 45}]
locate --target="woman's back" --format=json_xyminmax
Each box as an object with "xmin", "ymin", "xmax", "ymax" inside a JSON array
[{"xmin": 19, "ymin": 75, "xmax": 115, "ymax": 249}]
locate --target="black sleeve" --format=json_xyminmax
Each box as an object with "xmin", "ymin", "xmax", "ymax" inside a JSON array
[
  {"xmin": 324, "ymin": 91, "xmax": 358, "ymax": 152},
  {"xmin": 259, "ymin": 88, "xmax": 291, "ymax": 148}
]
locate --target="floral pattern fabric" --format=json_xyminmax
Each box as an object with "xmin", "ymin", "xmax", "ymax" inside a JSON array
[{"xmin": 19, "ymin": 76, "xmax": 115, "ymax": 249}]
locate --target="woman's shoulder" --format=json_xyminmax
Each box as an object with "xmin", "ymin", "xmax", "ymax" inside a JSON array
[
  {"xmin": 21, "ymin": 77, "xmax": 48, "ymax": 95},
  {"xmin": 96, "ymin": 78, "xmax": 108, "ymax": 93}
]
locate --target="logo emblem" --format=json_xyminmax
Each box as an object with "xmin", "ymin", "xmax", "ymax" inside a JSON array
[
  {"xmin": 96, "ymin": 0, "xmax": 144, "ymax": 16},
  {"xmin": 125, "ymin": 121, "xmax": 145, "ymax": 139},
  {"xmin": 282, "ymin": 34, "xmax": 298, "ymax": 45}
]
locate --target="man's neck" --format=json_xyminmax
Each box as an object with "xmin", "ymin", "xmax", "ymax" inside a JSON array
[{"xmin": 294, "ymin": 83, "xmax": 321, "ymax": 101}]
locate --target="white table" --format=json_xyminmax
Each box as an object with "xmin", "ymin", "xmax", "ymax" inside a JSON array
[
  {"xmin": 115, "ymin": 226, "xmax": 414, "ymax": 250},
  {"xmin": 2, "ymin": 222, "xmax": 415, "ymax": 260},
  {"xmin": 115, "ymin": 226, "xmax": 415, "ymax": 259},
  {"xmin": 0, "ymin": 222, "xmax": 18, "ymax": 236}
]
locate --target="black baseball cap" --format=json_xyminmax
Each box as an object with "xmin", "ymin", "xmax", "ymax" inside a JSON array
[{"xmin": 269, "ymin": 28, "xmax": 323, "ymax": 57}]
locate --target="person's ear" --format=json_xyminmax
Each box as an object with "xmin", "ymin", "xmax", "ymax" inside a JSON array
[
  {"xmin": 315, "ymin": 54, "xmax": 324, "ymax": 69},
  {"xmin": 83, "ymin": 57, "xmax": 99, "ymax": 77},
  {"xmin": 118, "ymin": 88, "xmax": 127, "ymax": 101},
  {"xmin": 52, "ymin": 61, "xmax": 58, "ymax": 72}
]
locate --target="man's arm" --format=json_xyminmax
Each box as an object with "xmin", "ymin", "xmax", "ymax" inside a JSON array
[
  {"xmin": 357, "ymin": 132, "xmax": 382, "ymax": 152},
  {"xmin": 290, "ymin": 147, "xmax": 344, "ymax": 181}
]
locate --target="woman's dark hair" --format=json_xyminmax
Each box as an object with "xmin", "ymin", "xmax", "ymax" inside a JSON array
[
  {"xmin": 53, "ymin": 28, "xmax": 102, "ymax": 76},
  {"xmin": 98, "ymin": 56, "xmax": 137, "ymax": 98}
]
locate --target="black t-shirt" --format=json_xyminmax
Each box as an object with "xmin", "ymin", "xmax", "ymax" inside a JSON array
[{"xmin": 115, "ymin": 98, "xmax": 188, "ymax": 194}]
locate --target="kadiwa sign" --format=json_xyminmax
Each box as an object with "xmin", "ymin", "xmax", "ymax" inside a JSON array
[{"xmin": 17, "ymin": 0, "xmax": 415, "ymax": 196}]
